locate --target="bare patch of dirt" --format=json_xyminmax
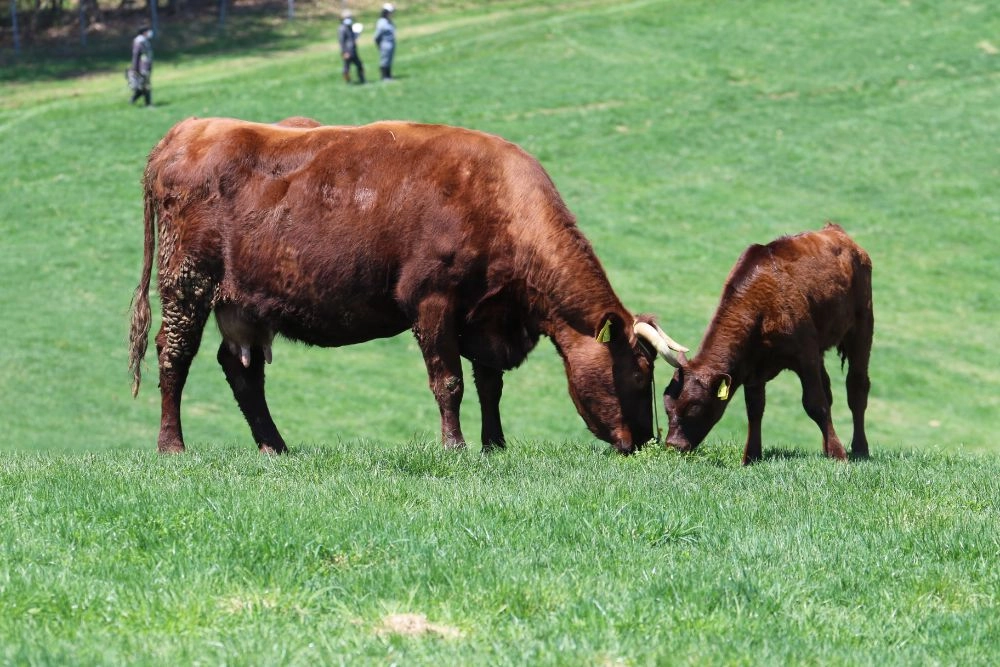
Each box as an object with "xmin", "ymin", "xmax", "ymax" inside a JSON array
[{"xmin": 376, "ymin": 612, "xmax": 463, "ymax": 639}]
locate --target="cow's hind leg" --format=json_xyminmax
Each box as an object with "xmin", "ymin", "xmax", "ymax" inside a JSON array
[
  {"xmin": 797, "ymin": 356, "xmax": 847, "ymax": 461},
  {"xmin": 842, "ymin": 317, "xmax": 873, "ymax": 459},
  {"xmin": 155, "ymin": 276, "xmax": 215, "ymax": 453},
  {"xmin": 473, "ymin": 362, "xmax": 505, "ymax": 453},
  {"xmin": 413, "ymin": 293, "xmax": 466, "ymax": 449},
  {"xmin": 217, "ymin": 343, "xmax": 288, "ymax": 454}
]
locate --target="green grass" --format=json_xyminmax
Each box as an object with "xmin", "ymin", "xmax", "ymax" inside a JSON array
[
  {"xmin": 2, "ymin": 443, "xmax": 1000, "ymax": 664},
  {"xmin": 1, "ymin": 0, "xmax": 999, "ymax": 662}
]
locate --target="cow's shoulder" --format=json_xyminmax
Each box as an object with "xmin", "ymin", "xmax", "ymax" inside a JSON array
[{"xmin": 723, "ymin": 243, "xmax": 772, "ymax": 296}]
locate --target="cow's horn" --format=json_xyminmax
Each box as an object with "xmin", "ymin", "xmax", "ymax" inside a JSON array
[{"xmin": 634, "ymin": 321, "xmax": 688, "ymax": 368}]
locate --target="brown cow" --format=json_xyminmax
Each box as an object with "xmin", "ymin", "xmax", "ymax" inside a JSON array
[
  {"xmin": 128, "ymin": 117, "xmax": 688, "ymax": 455},
  {"xmin": 662, "ymin": 223, "xmax": 873, "ymax": 464}
]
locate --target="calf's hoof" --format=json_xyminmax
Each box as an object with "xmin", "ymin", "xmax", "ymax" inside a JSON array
[
  {"xmin": 259, "ymin": 442, "xmax": 288, "ymax": 455},
  {"xmin": 481, "ymin": 440, "xmax": 506, "ymax": 455}
]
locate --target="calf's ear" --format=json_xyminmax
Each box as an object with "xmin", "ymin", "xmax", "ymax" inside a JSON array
[
  {"xmin": 664, "ymin": 368, "xmax": 684, "ymax": 399},
  {"xmin": 715, "ymin": 374, "xmax": 732, "ymax": 401}
]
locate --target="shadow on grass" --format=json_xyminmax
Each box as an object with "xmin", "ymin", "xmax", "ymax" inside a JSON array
[{"xmin": 631, "ymin": 442, "xmax": 880, "ymax": 468}]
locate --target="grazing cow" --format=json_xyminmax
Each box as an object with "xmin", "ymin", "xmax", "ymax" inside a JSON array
[
  {"xmin": 128, "ymin": 117, "xmax": 688, "ymax": 455},
  {"xmin": 662, "ymin": 223, "xmax": 873, "ymax": 464}
]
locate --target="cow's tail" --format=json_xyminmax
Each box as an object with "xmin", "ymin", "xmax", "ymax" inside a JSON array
[{"xmin": 128, "ymin": 173, "xmax": 156, "ymax": 398}]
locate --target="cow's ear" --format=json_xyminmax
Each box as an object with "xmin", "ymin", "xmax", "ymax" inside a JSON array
[
  {"xmin": 715, "ymin": 374, "xmax": 732, "ymax": 401},
  {"xmin": 664, "ymin": 368, "xmax": 684, "ymax": 399},
  {"xmin": 595, "ymin": 312, "xmax": 627, "ymax": 345}
]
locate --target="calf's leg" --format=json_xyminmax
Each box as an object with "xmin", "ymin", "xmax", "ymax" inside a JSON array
[
  {"xmin": 414, "ymin": 294, "xmax": 467, "ymax": 449},
  {"xmin": 843, "ymin": 317, "xmax": 873, "ymax": 458},
  {"xmin": 797, "ymin": 359, "xmax": 847, "ymax": 461},
  {"xmin": 742, "ymin": 382, "xmax": 766, "ymax": 465},
  {"xmin": 217, "ymin": 343, "xmax": 287, "ymax": 454},
  {"xmin": 473, "ymin": 362, "xmax": 505, "ymax": 453}
]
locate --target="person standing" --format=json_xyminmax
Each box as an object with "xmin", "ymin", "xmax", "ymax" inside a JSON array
[
  {"xmin": 338, "ymin": 11, "xmax": 365, "ymax": 84},
  {"xmin": 374, "ymin": 3, "xmax": 396, "ymax": 81},
  {"xmin": 128, "ymin": 26, "xmax": 154, "ymax": 106}
]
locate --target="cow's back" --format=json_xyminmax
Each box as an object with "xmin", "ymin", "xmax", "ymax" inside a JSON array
[
  {"xmin": 147, "ymin": 117, "xmax": 548, "ymax": 253},
  {"xmin": 767, "ymin": 223, "xmax": 871, "ymax": 347},
  {"xmin": 711, "ymin": 223, "xmax": 870, "ymax": 353},
  {"xmin": 144, "ymin": 117, "xmax": 571, "ymax": 346}
]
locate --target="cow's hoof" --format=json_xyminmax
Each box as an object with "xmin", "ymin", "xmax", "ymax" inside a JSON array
[{"xmin": 481, "ymin": 441, "xmax": 506, "ymax": 455}]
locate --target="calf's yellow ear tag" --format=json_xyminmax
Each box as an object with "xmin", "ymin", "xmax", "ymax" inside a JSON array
[
  {"xmin": 596, "ymin": 319, "xmax": 612, "ymax": 343},
  {"xmin": 717, "ymin": 379, "xmax": 730, "ymax": 401}
]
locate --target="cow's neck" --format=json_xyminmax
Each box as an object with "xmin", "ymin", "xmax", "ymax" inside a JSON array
[
  {"xmin": 525, "ymin": 252, "xmax": 628, "ymax": 344},
  {"xmin": 696, "ymin": 302, "xmax": 757, "ymax": 384},
  {"xmin": 507, "ymin": 205, "xmax": 631, "ymax": 348}
]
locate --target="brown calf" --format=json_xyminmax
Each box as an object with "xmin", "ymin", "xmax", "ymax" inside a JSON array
[{"xmin": 663, "ymin": 223, "xmax": 873, "ymax": 464}]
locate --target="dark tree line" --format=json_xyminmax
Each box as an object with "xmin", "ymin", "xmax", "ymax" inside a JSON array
[
  {"xmin": 3, "ymin": 0, "xmax": 270, "ymax": 54},
  {"xmin": 6, "ymin": 0, "xmax": 167, "ymax": 36}
]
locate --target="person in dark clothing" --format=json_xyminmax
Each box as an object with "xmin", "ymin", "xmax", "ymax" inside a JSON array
[
  {"xmin": 338, "ymin": 12, "xmax": 365, "ymax": 84},
  {"xmin": 128, "ymin": 26, "xmax": 154, "ymax": 106}
]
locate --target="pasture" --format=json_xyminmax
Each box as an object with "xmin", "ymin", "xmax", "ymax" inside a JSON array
[{"xmin": 1, "ymin": 0, "xmax": 998, "ymax": 663}]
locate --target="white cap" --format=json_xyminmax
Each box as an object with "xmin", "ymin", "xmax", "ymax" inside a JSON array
[{"xmin": 383, "ymin": 3, "xmax": 395, "ymax": 12}]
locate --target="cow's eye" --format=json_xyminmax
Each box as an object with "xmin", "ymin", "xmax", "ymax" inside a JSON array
[{"xmin": 686, "ymin": 405, "xmax": 703, "ymax": 419}]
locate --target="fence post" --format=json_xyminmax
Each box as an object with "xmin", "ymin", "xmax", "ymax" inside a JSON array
[
  {"xmin": 10, "ymin": 0, "xmax": 20, "ymax": 57},
  {"xmin": 150, "ymin": 0, "xmax": 159, "ymax": 36},
  {"xmin": 79, "ymin": 0, "xmax": 87, "ymax": 46}
]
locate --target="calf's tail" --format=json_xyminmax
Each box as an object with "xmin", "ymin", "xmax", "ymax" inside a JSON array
[{"xmin": 128, "ymin": 175, "xmax": 156, "ymax": 397}]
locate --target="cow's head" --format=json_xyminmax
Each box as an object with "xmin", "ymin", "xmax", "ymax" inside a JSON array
[
  {"xmin": 565, "ymin": 313, "xmax": 686, "ymax": 453},
  {"xmin": 662, "ymin": 362, "xmax": 733, "ymax": 452}
]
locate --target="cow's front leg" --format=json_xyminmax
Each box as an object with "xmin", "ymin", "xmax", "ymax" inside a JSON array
[
  {"xmin": 217, "ymin": 343, "xmax": 287, "ymax": 454},
  {"xmin": 797, "ymin": 362, "xmax": 847, "ymax": 461},
  {"xmin": 741, "ymin": 382, "xmax": 766, "ymax": 465},
  {"xmin": 414, "ymin": 294, "xmax": 466, "ymax": 449},
  {"xmin": 473, "ymin": 362, "xmax": 505, "ymax": 453}
]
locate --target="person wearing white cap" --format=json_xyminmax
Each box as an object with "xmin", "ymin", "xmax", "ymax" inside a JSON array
[
  {"xmin": 338, "ymin": 10, "xmax": 365, "ymax": 84},
  {"xmin": 374, "ymin": 3, "xmax": 397, "ymax": 80},
  {"xmin": 128, "ymin": 26, "xmax": 154, "ymax": 105}
]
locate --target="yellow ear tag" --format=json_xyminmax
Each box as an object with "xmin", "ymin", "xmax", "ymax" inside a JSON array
[
  {"xmin": 717, "ymin": 379, "xmax": 730, "ymax": 401},
  {"xmin": 596, "ymin": 319, "xmax": 612, "ymax": 343}
]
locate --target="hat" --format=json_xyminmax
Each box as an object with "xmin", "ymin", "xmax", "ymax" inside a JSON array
[
  {"xmin": 341, "ymin": 9, "xmax": 353, "ymax": 19},
  {"xmin": 382, "ymin": 3, "xmax": 395, "ymax": 12}
]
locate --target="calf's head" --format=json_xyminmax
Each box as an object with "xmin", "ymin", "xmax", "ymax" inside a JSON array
[
  {"xmin": 662, "ymin": 364, "xmax": 733, "ymax": 452},
  {"xmin": 566, "ymin": 314, "xmax": 686, "ymax": 453}
]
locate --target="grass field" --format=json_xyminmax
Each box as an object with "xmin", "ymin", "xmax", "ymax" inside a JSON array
[{"xmin": 1, "ymin": 0, "xmax": 999, "ymax": 663}]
